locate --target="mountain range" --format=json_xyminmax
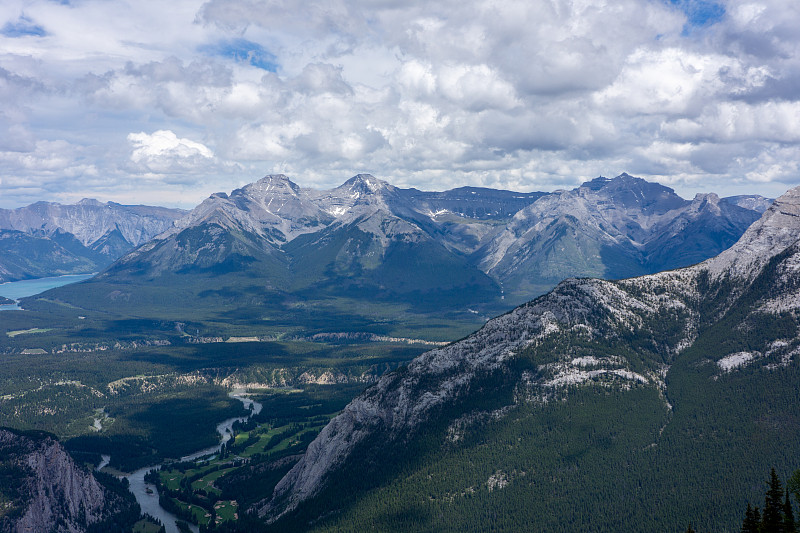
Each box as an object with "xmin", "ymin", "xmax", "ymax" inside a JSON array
[
  {"xmin": 118, "ymin": 172, "xmax": 768, "ymax": 300},
  {"xmin": 0, "ymin": 200, "xmax": 185, "ymax": 283},
  {"xmin": 252, "ymin": 185, "xmax": 800, "ymax": 532},
  {"xmin": 26, "ymin": 173, "xmax": 771, "ymax": 340}
]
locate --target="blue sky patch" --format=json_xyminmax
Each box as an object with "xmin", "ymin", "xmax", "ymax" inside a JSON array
[
  {"xmin": 668, "ymin": 0, "xmax": 725, "ymax": 31},
  {"xmin": 200, "ymin": 38, "xmax": 278, "ymax": 72},
  {"xmin": 1, "ymin": 15, "xmax": 47, "ymax": 38}
]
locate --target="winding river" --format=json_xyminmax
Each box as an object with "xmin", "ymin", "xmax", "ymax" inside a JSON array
[{"xmin": 104, "ymin": 389, "xmax": 263, "ymax": 533}]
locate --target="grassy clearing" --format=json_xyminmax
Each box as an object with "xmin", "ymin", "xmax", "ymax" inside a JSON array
[
  {"xmin": 161, "ymin": 472, "xmax": 182, "ymax": 491},
  {"xmin": 6, "ymin": 328, "xmax": 52, "ymax": 337},
  {"xmin": 173, "ymin": 499, "xmax": 210, "ymax": 526},
  {"xmin": 191, "ymin": 467, "xmax": 234, "ymax": 495},
  {"xmin": 132, "ymin": 518, "xmax": 164, "ymax": 533},
  {"xmin": 214, "ymin": 499, "xmax": 238, "ymax": 522}
]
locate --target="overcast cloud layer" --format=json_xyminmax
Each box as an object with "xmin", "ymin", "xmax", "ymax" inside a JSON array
[{"xmin": 1, "ymin": 0, "xmax": 800, "ymax": 208}]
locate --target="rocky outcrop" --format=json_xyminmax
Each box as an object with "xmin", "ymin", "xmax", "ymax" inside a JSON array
[
  {"xmin": 706, "ymin": 186, "xmax": 800, "ymax": 281},
  {"xmin": 0, "ymin": 428, "xmax": 122, "ymax": 533}
]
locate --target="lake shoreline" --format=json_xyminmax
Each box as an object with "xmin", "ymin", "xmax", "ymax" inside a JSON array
[{"xmin": 0, "ymin": 273, "xmax": 95, "ymax": 311}]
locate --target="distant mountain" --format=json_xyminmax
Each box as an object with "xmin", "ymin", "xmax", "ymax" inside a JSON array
[
  {"xmin": 478, "ymin": 174, "xmax": 762, "ymax": 298},
  {"xmin": 0, "ymin": 200, "xmax": 185, "ymax": 282},
  {"xmin": 256, "ymin": 185, "xmax": 800, "ymax": 532},
  {"xmin": 0, "ymin": 428, "xmax": 138, "ymax": 532},
  {"xmin": 0, "ymin": 198, "xmax": 186, "ymax": 247},
  {"xmin": 30, "ymin": 173, "xmax": 768, "ymax": 337},
  {"xmin": 722, "ymin": 194, "xmax": 773, "ymax": 213},
  {"xmin": 98, "ymin": 174, "xmax": 499, "ymax": 314},
  {"xmin": 0, "ymin": 229, "xmax": 99, "ymax": 283}
]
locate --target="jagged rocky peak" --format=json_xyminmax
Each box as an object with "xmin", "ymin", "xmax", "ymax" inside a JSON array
[
  {"xmin": 312, "ymin": 174, "xmax": 401, "ymax": 219},
  {"xmin": 580, "ymin": 173, "xmax": 647, "ymax": 191},
  {"xmin": 578, "ymin": 173, "xmax": 686, "ymax": 214},
  {"xmin": 231, "ymin": 174, "xmax": 322, "ymax": 219},
  {"xmin": 165, "ymin": 191, "xmax": 252, "ymax": 238},
  {"xmin": 164, "ymin": 173, "xmax": 334, "ymax": 244},
  {"xmin": 0, "ymin": 198, "xmax": 185, "ymax": 248},
  {"xmin": 240, "ymin": 174, "xmax": 303, "ymax": 198},
  {"xmin": 706, "ymin": 185, "xmax": 800, "ymax": 280},
  {"xmin": 581, "ymin": 175, "xmax": 611, "ymax": 190},
  {"xmin": 688, "ymin": 192, "xmax": 722, "ymax": 214},
  {"xmin": 76, "ymin": 198, "xmax": 104, "ymax": 206},
  {"xmin": 338, "ymin": 174, "xmax": 393, "ymax": 196}
]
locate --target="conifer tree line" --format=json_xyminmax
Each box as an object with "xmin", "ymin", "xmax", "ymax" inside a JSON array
[
  {"xmin": 739, "ymin": 468, "xmax": 799, "ymax": 533},
  {"xmin": 685, "ymin": 468, "xmax": 800, "ymax": 533}
]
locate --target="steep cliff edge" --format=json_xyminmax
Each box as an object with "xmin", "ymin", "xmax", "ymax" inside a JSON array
[{"xmin": 0, "ymin": 428, "xmax": 137, "ymax": 533}]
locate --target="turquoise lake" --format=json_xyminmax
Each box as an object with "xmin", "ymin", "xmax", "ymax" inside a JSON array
[{"xmin": 0, "ymin": 274, "xmax": 95, "ymax": 311}]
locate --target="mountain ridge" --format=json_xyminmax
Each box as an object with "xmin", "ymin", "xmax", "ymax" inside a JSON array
[
  {"xmin": 92, "ymin": 172, "xmax": 766, "ymax": 304},
  {"xmin": 13, "ymin": 173, "xmax": 774, "ymax": 348},
  {"xmin": 255, "ymin": 184, "xmax": 800, "ymax": 531}
]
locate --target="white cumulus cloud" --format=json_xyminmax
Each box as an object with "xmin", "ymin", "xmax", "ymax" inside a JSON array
[{"xmin": 128, "ymin": 130, "xmax": 214, "ymax": 173}]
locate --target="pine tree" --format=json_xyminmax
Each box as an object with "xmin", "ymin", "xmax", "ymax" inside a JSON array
[
  {"xmin": 785, "ymin": 489, "xmax": 797, "ymax": 533},
  {"xmin": 741, "ymin": 503, "xmax": 761, "ymax": 533},
  {"xmin": 789, "ymin": 470, "xmax": 800, "ymax": 505},
  {"xmin": 685, "ymin": 524, "xmax": 696, "ymax": 533},
  {"xmin": 763, "ymin": 468, "xmax": 785, "ymax": 533}
]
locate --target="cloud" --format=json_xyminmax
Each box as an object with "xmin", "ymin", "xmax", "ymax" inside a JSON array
[
  {"xmin": 663, "ymin": 101, "xmax": 800, "ymax": 143},
  {"xmin": 1, "ymin": 0, "xmax": 800, "ymax": 205},
  {"xmin": 128, "ymin": 130, "xmax": 215, "ymax": 174}
]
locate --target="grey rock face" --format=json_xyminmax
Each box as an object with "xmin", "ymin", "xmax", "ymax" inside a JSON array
[
  {"xmin": 476, "ymin": 174, "xmax": 760, "ymax": 296},
  {"xmin": 257, "ymin": 184, "xmax": 800, "ymax": 523},
  {"xmin": 706, "ymin": 186, "xmax": 800, "ymax": 280},
  {"xmin": 166, "ymin": 174, "xmax": 332, "ymax": 244},
  {"xmin": 0, "ymin": 199, "xmax": 186, "ymax": 282},
  {"xmin": 0, "ymin": 429, "xmax": 112, "ymax": 533},
  {"xmin": 0, "ymin": 199, "xmax": 185, "ymax": 248}
]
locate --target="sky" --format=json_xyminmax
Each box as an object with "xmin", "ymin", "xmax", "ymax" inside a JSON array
[{"xmin": 1, "ymin": 0, "xmax": 800, "ymax": 208}]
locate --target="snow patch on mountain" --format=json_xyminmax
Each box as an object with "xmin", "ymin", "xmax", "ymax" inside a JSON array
[{"xmin": 717, "ymin": 351, "xmax": 759, "ymax": 371}]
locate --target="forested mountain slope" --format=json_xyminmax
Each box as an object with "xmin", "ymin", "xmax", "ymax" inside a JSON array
[{"xmin": 256, "ymin": 186, "xmax": 800, "ymax": 532}]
